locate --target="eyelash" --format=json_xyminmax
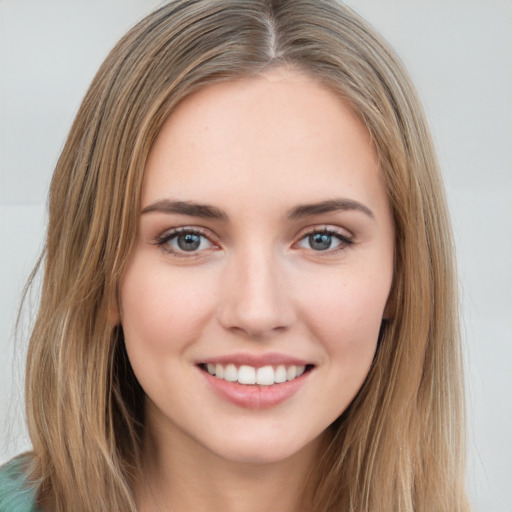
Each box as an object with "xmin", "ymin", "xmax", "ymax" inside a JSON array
[
  {"xmin": 296, "ymin": 227, "xmax": 354, "ymax": 254},
  {"xmin": 153, "ymin": 227, "xmax": 218, "ymax": 257},
  {"xmin": 153, "ymin": 226, "xmax": 354, "ymax": 257}
]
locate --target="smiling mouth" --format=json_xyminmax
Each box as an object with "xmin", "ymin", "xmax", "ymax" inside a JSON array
[{"xmin": 198, "ymin": 363, "xmax": 314, "ymax": 386}]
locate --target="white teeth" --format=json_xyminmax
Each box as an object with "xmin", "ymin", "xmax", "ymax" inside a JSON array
[
  {"xmin": 286, "ymin": 365, "xmax": 297, "ymax": 380},
  {"xmin": 274, "ymin": 365, "xmax": 287, "ymax": 383},
  {"xmin": 256, "ymin": 366, "xmax": 274, "ymax": 386},
  {"xmin": 224, "ymin": 364, "xmax": 237, "ymax": 382},
  {"xmin": 238, "ymin": 365, "xmax": 256, "ymax": 384},
  {"xmin": 204, "ymin": 363, "xmax": 309, "ymax": 385}
]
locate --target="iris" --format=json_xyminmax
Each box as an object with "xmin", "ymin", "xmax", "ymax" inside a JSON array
[
  {"xmin": 177, "ymin": 233, "xmax": 201, "ymax": 251},
  {"xmin": 309, "ymin": 233, "xmax": 333, "ymax": 251}
]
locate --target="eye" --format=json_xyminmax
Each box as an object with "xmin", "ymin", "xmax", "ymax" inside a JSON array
[
  {"xmin": 297, "ymin": 228, "xmax": 352, "ymax": 252},
  {"xmin": 155, "ymin": 228, "xmax": 215, "ymax": 255}
]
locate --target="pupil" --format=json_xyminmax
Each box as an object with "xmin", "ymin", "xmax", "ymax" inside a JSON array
[
  {"xmin": 177, "ymin": 233, "xmax": 201, "ymax": 251},
  {"xmin": 310, "ymin": 233, "xmax": 332, "ymax": 251}
]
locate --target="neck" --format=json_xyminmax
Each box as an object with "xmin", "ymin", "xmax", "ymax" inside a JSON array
[{"xmin": 135, "ymin": 414, "xmax": 325, "ymax": 512}]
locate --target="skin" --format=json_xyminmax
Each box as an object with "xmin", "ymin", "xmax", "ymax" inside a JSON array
[{"xmin": 118, "ymin": 66, "xmax": 395, "ymax": 512}]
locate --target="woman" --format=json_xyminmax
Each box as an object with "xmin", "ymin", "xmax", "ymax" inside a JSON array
[{"xmin": 0, "ymin": 0, "xmax": 468, "ymax": 510}]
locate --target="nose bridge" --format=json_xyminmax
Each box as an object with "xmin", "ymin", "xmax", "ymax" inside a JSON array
[{"xmin": 217, "ymin": 242, "xmax": 294, "ymax": 337}]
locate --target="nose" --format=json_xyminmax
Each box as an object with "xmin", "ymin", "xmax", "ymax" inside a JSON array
[{"xmin": 216, "ymin": 247, "xmax": 295, "ymax": 339}]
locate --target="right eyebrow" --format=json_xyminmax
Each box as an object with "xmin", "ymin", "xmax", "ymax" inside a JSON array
[{"xmin": 141, "ymin": 199, "xmax": 228, "ymax": 221}]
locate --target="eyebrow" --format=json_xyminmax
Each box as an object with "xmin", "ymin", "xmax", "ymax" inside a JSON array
[
  {"xmin": 141, "ymin": 199, "xmax": 228, "ymax": 220},
  {"xmin": 141, "ymin": 197, "xmax": 374, "ymax": 221},
  {"xmin": 287, "ymin": 199, "xmax": 374, "ymax": 220}
]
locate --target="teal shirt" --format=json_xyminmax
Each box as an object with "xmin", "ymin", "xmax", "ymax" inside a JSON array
[{"xmin": 0, "ymin": 457, "xmax": 38, "ymax": 512}]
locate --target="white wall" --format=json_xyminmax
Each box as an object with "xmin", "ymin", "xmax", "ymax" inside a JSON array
[{"xmin": 1, "ymin": 1, "xmax": 511, "ymax": 511}]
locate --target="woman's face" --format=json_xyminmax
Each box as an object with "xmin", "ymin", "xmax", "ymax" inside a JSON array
[{"xmin": 119, "ymin": 67, "xmax": 394, "ymax": 465}]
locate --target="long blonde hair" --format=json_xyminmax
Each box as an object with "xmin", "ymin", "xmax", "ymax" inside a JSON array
[{"xmin": 24, "ymin": 1, "xmax": 468, "ymax": 510}]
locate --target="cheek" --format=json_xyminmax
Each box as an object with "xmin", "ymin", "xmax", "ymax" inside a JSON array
[
  {"xmin": 299, "ymin": 267, "xmax": 390, "ymax": 356},
  {"xmin": 119, "ymin": 258, "xmax": 219, "ymax": 353}
]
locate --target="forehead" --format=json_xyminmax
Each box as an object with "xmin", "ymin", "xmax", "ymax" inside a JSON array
[{"xmin": 142, "ymin": 67, "xmax": 384, "ymax": 214}]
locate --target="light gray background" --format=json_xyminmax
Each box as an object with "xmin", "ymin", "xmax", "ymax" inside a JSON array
[{"xmin": 0, "ymin": 1, "xmax": 510, "ymax": 511}]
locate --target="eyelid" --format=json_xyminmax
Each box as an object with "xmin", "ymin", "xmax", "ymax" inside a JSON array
[
  {"xmin": 293, "ymin": 225, "xmax": 355, "ymax": 252},
  {"xmin": 294, "ymin": 224, "xmax": 354, "ymax": 241},
  {"xmin": 151, "ymin": 224, "xmax": 354, "ymax": 258},
  {"xmin": 153, "ymin": 226, "xmax": 220, "ymax": 257}
]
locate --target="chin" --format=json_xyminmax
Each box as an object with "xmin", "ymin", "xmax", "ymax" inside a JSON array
[{"xmin": 201, "ymin": 430, "xmax": 324, "ymax": 467}]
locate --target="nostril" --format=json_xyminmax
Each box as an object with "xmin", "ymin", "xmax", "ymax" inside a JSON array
[{"xmin": 230, "ymin": 323, "xmax": 288, "ymax": 336}]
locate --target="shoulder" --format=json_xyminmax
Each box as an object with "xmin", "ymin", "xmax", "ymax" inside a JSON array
[{"xmin": 0, "ymin": 456, "xmax": 39, "ymax": 512}]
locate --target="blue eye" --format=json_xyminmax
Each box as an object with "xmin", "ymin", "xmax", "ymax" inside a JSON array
[
  {"xmin": 156, "ymin": 229, "xmax": 213, "ymax": 254},
  {"xmin": 297, "ymin": 230, "xmax": 351, "ymax": 252}
]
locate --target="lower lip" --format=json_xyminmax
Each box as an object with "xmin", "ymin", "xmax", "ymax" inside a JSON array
[{"xmin": 199, "ymin": 368, "xmax": 311, "ymax": 409}]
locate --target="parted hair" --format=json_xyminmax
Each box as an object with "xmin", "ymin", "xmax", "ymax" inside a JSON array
[{"xmin": 23, "ymin": 1, "xmax": 468, "ymax": 510}]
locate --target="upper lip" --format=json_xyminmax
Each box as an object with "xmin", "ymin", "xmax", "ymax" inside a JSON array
[{"xmin": 197, "ymin": 352, "xmax": 312, "ymax": 368}]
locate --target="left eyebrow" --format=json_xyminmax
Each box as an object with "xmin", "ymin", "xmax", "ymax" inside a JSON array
[{"xmin": 287, "ymin": 198, "xmax": 375, "ymax": 220}]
